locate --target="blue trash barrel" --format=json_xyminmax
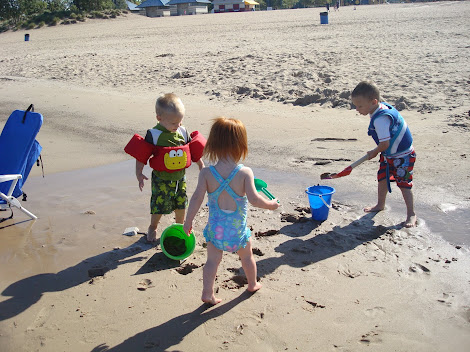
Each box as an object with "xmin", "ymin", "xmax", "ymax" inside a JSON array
[
  {"xmin": 24, "ymin": 33, "xmax": 30, "ymax": 41},
  {"xmin": 320, "ymin": 12, "xmax": 328, "ymax": 25}
]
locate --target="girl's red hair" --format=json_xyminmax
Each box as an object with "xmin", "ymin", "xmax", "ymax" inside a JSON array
[{"xmin": 204, "ymin": 117, "xmax": 248, "ymax": 163}]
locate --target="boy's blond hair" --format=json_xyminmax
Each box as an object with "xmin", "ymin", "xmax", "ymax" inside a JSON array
[
  {"xmin": 155, "ymin": 93, "xmax": 185, "ymax": 116},
  {"xmin": 204, "ymin": 117, "xmax": 248, "ymax": 163},
  {"xmin": 351, "ymin": 81, "xmax": 381, "ymax": 101}
]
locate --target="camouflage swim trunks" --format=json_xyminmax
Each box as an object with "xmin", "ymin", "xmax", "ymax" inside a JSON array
[{"xmin": 150, "ymin": 173, "xmax": 187, "ymax": 214}]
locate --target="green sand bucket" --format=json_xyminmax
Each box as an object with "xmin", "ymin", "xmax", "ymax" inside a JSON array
[{"xmin": 160, "ymin": 224, "xmax": 196, "ymax": 261}]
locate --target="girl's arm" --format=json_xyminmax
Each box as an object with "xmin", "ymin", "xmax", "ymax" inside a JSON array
[
  {"xmin": 243, "ymin": 167, "xmax": 279, "ymax": 210},
  {"xmin": 183, "ymin": 168, "xmax": 209, "ymax": 235}
]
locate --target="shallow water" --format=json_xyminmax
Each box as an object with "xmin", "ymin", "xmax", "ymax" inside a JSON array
[
  {"xmin": 251, "ymin": 166, "xmax": 470, "ymax": 247},
  {"xmin": 0, "ymin": 160, "xmax": 467, "ymax": 286},
  {"xmin": 419, "ymin": 207, "xmax": 470, "ymax": 246}
]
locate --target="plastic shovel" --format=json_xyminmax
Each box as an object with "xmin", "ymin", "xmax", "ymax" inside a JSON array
[
  {"xmin": 320, "ymin": 154, "xmax": 369, "ymax": 180},
  {"xmin": 254, "ymin": 178, "xmax": 276, "ymax": 200}
]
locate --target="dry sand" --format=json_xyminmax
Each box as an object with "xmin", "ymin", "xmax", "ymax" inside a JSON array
[{"xmin": 0, "ymin": 2, "xmax": 469, "ymax": 351}]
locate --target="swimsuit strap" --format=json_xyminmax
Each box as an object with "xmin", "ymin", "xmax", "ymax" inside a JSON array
[{"xmin": 209, "ymin": 164, "xmax": 243, "ymax": 199}]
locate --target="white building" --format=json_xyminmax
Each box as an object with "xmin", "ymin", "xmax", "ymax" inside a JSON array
[
  {"xmin": 212, "ymin": 0, "xmax": 259, "ymax": 13},
  {"xmin": 136, "ymin": 0, "xmax": 172, "ymax": 17},
  {"xmin": 167, "ymin": 0, "xmax": 211, "ymax": 15}
]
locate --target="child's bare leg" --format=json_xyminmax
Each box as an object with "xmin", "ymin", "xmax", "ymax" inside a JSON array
[
  {"xmin": 174, "ymin": 208, "xmax": 185, "ymax": 225},
  {"xmin": 400, "ymin": 187, "xmax": 417, "ymax": 228},
  {"xmin": 237, "ymin": 240, "xmax": 262, "ymax": 292},
  {"xmin": 364, "ymin": 179, "xmax": 388, "ymax": 213},
  {"xmin": 147, "ymin": 214, "xmax": 162, "ymax": 242},
  {"xmin": 202, "ymin": 242, "xmax": 223, "ymax": 305}
]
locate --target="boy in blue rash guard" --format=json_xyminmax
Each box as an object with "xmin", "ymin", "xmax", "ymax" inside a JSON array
[{"xmin": 351, "ymin": 81, "xmax": 417, "ymax": 228}]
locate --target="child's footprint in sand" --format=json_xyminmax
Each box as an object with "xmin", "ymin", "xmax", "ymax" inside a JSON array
[
  {"xmin": 27, "ymin": 306, "xmax": 53, "ymax": 331},
  {"xmin": 137, "ymin": 278, "xmax": 154, "ymax": 291},
  {"xmin": 408, "ymin": 263, "xmax": 431, "ymax": 276},
  {"xmin": 359, "ymin": 329, "xmax": 382, "ymax": 345},
  {"xmin": 364, "ymin": 306, "xmax": 386, "ymax": 318}
]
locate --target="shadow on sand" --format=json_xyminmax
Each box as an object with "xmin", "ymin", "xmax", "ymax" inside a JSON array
[
  {"xmin": 256, "ymin": 212, "xmax": 394, "ymax": 278},
  {"xmin": 2, "ymin": 209, "xmax": 395, "ymax": 351},
  {"xmin": 0, "ymin": 237, "xmax": 167, "ymax": 321},
  {"xmin": 91, "ymin": 290, "xmax": 254, "ymax": 352},
  {"xmin": 91, "ymin": 212, "xmax": 394, "ymax": 350}
]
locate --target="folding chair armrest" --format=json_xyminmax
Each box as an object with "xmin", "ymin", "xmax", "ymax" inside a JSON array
[
  {"xmin": 0, "ymin": 174, "xmax": 22, "ymax": 199},
  {"xmin": 0, "ymin": 174, "xmax": 22, "ymax": 183}
]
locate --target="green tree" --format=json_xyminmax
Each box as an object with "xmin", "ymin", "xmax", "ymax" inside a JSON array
[
  {"xmin": 114, "ymin": 0, "xmax": 127, "ymax": 9},
  {"xmin": 0, "ymin": 0, "xmax": 46, "ymax": 22},
  {"xmin": 21, "ymin": 0, "xmax": 47, "ymax": 15},
  {"xmin": 0, "ymin": 0, "xmax": 16, "ymax": 21},
  {"xmin": 282, "ymin": 0, "xmax": 297, "ymax": 8},
  {"xmin": 72, "ymin": 0, "xmax": 114, "ymax": 11},
  {"xmin": 45, "ymin": 0, "xmax": 70, "ymax": 12}
]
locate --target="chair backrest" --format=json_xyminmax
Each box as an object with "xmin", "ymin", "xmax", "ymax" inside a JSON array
[{"xmin": 0, "ymin": 106, "xmax": 43, "ymax": 198}]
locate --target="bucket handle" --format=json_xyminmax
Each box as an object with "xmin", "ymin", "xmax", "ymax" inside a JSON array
[
  {"xmin": 306, "ymin": 186, "xmax": 334, "ymax": 208},
  {"xmin": 318, "ymin": 194, "xmax": 331, "ymax": 208},
  {"xmin": 307, "ymin": 190, "xmax": 332, "ymax": 208}
]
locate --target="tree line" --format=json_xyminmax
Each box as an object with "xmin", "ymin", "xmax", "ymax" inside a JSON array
[{"xmin": 0, "ymin": 0, "xmax": 128, "ymax": 23}]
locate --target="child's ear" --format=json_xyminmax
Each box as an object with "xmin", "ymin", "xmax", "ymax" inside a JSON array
[{"xmin": 156, "ymin": 114, "xmax": 161, "ymax": 121}]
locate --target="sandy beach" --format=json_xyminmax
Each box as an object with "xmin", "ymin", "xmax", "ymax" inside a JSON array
[{"xmin": 1, "ymin": 2, "xmax": 469, "ymax": 351}]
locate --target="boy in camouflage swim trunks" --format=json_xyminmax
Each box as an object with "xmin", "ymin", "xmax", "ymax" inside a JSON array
[{"xmin": 135, "ymin": 93, "xmax": 204, "ymax": 242}]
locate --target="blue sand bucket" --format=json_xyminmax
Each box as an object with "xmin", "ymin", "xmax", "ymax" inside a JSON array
[
  {"xmin": 160, "ymin": 224, "xmax": 196, "ymax": 261},
  {"xmin": 24, "ymin": 34, "xmax": 30, "ymax": 41},
  {"xmin": 320, "ymin": 12, "xmax": 328, "ymax": 25},
  {"xmin": 305, "ymin": 185, "xmax": 335, "ymax": 221}
]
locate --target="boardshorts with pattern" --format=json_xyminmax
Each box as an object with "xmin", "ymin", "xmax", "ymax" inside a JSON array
[
  {"xmin": 377, "ymin": 150, "xmax": 416, "ymax": 189},
  {"xmin": 150, "ymin": 173, "xmax": 187, "ymax": 214}
]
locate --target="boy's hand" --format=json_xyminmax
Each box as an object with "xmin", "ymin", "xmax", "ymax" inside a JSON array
[
  {"xmin": 368, "ymin": 141, "xmax": 389, "ymax": 160},
  {"xmin": 183, "ymin": 222, "xmax": 192, "ymax": 236},
  {"xmin": 136, "ymin": 173, "xmax": 148, "ymax": 191}
]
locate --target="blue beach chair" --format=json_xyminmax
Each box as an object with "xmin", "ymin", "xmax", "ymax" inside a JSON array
[{"xmin": 0, "ymin": 104, "xmax": 43, "ymax": 221}]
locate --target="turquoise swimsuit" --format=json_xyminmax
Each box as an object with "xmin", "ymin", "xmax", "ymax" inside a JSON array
[{"xmin": 203, "ymin": 164, "xmax": 251, "ymax": 253}]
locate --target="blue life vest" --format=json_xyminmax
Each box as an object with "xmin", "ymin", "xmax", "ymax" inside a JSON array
[{"xmin": 368, "ymin": 102, "xmax": 413, "ymax": 157}]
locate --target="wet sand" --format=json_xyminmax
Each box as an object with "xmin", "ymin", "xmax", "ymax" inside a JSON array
[{"xmin": 2, "ymin": 159, "xmax": 469, "ymax": 351}]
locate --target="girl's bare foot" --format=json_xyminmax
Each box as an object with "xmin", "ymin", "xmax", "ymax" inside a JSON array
[
  {"xmin": 201, "ymin": 292, "xmax": 222, "ymax": 305},
  {"xmin": 364, "ymin": 205, "xmax": 384, "ymax": 213},
  {"xmin": 247, "ymin": 282, "xmax": 262, "ymax": 293},
  {"xmin": 403, "ymin": 214, "xmax": 417, "ymax": 228}
]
